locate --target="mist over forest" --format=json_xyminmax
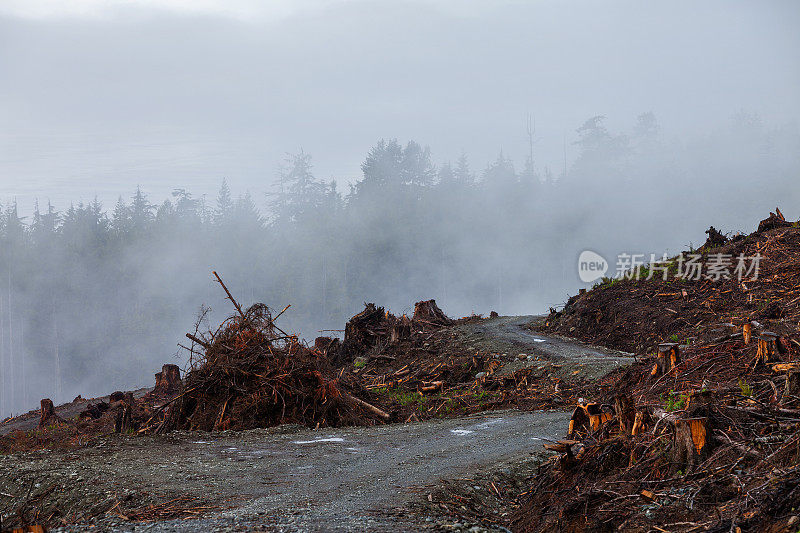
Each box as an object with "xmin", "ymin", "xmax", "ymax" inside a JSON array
[{"xmin": 0, "ymin": 110, "xmax": 798, "ymax": 417}]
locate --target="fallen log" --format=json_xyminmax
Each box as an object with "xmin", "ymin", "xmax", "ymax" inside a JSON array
[
  {"xmin": 420, "ymin": 380, "xmax": 444, "ymax": 393},
  {"xmin": 342, "ymin": 391, "xmax": 391, "ymax": 421},
  {"xmin": 773, "ymin": 362, "xmax": 800, "ymax": 373}
]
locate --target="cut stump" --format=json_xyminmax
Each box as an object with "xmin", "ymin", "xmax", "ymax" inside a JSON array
[
  {"xmin": 673, "ymin": 417, "xmax": 712, "ymax": 472},
  {"xmin": 757, "ymin": 332, "xmax": 781, "ymax": 366},
  {"xmin": 38, "ymin": 398, "xmax": 62, "ymax": 428},
  {"xmin": 652, "ymin": 343, "xmax": 681, "ymax": 377},
  {"xmin": 153, "ymin": 364, "xmax": 182, "ymax": 396}
]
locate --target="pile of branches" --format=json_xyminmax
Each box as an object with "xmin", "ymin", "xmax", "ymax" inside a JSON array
[{"xmin": 159, "ymin": 274, "xmax": 389, "ymax": 432}]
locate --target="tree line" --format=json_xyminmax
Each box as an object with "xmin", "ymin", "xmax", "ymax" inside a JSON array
[{"xmin": 1, "ymin": 111, "xmax": 797, "ymax": 417}]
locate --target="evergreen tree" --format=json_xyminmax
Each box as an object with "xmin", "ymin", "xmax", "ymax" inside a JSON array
[
  {"xmin": 215, "ymin": 179, "xmax": 235, "ymax": 225},
  {"xmin": 453, "ymin": 153, "xmax": 474, "ymax": 186},
  {"xmin": 130, "ymin": 186, "xmax": 154, "ymax": 230},
  {"xmin": 111, "ymin": 197, "xmax": 131, "ymax": 236}
]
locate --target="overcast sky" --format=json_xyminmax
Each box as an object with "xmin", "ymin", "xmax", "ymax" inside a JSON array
[{"xmin": 1, "ymin": 0, "xmax": 799, "ymax": 213}]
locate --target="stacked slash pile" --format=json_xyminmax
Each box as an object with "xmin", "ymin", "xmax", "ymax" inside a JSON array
[{"xmin": 160, "ymin": 302, "xmax": 387, "ymax": 432}]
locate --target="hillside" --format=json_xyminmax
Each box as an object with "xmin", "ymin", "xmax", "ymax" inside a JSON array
[{"xmin": 513, "ymin": 210, "xmax": 800, "ymax": 532}]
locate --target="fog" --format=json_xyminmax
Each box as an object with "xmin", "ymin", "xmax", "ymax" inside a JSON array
[{"xmin": 1, "ymin": 1, "xmax": 799, "ymax": 417}]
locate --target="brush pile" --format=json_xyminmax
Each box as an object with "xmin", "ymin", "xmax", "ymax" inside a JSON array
[{"xmin": 160, "ymin": 302, "xmax": 387, "ymax": 432}]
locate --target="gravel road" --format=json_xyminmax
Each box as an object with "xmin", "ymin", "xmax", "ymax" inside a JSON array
[{"xmin": 454, "ymin": 315, "xmax": 632, "ymax": 380}]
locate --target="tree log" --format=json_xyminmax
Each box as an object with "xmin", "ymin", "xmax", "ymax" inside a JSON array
[
  {"xmin": 773, "ymin": 362, "xmax": 800, "ymax": 373},
  {"xmin": 342, "ymin": 392, "xmax": 390, "ymax": 421},
  {"xmin": 420, "ymin": 380, "xmax": 444, "ymax": 393}
]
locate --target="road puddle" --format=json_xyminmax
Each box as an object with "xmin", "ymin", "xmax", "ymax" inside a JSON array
[{"xmin": 292, "ymin": 437, "xmax": 346, "ymax": 445}]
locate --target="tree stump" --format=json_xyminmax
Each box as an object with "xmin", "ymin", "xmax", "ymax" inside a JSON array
[
  {"xmin": 742, "ymin": 323, "xmax": 752, "ymax": 345},
  {"xmin": 114, "ymin": 392, "xmax": 137, "ymax": 433},
  {"xmin": 38, "ymin": 398, "xmax": 61, "ymax": 428},
  {"xmin": 389, "ymin": 315, "xmax": 412, "ymax": 343},
  {"xmin": 568, "ymin": 404, "xmax": 590, "ymax": 439},
  {"xmin": 614, "ymin": 395, "xmax": 635, "ymax": 435},
  {"xmin": 412, "ymin": 299, "xmax": 451, "ymax": 325},
  {"xmin": 784, "ymin": 370, "xmax": 800, "ymax": 406},
  {"xmin": 673, "ymin": 417, "xmax": 712, "ymax": 472},
  {"xmin": 687, "ymin": 389, "xmax": 714, "ymax": 410},
  {"xmin": 115, "ymin": 404, "xmax": 132, "ymax": 433},
  {"xmin": 652, "ymin": 343, "xmax": 680, "ymax": 377},
  {"xmin": 757, "ymin": 332, "xmax": 781, "ymax": 366},
  {"xmin": 153, "ymin": 364, "xmax": 182, "ymax": 396},
  {"xmin": 568, "ymin": 402, "xmax": 614, "ymax": 438},
  {"xmin": 543, "ymin": 440, "xmax": 580, "ymax": 469},
  {"xmin": 757, "ymin": 209, "xmax": 792, "ymax": 232},
  {"xmin": 631, "ymin": 411, "xmax": 648, "ymax": 436},
  {"xmin": 109, "ymin": 391, "xmax": 125, "ymax": 403},
  {"xmin": 342, "ymin": 303, "xmax": 388, "ymax": 360}
]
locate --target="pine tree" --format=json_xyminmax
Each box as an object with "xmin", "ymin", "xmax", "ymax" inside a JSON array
[{"xmin": 215, "ymin": 179, "xmax": 235, "ymax": 225}]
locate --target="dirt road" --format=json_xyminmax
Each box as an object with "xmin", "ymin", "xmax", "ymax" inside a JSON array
[
  {"xmin": 454, "ymin": 315, "xmax": 633, "ymax": 380},
  {"xmin": 1, "ymin": 316, "xmax": 633, "ymax": 532},
  {"xmin": 2, "ymin": 410, "xmax": 563, "ymax": 532}
]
